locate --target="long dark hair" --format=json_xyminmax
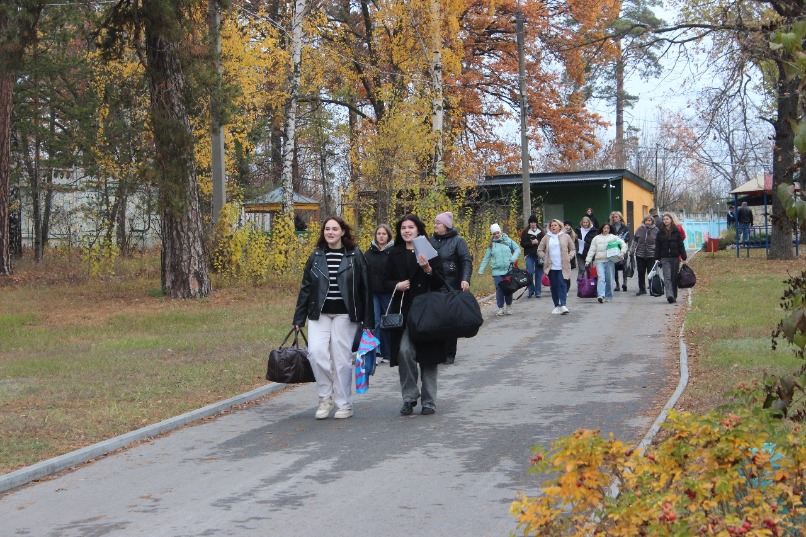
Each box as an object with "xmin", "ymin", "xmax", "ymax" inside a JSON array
[
  {"xmin": 316, "ymin": 216, "xmax": 356, "ymax": 249},
  {"xmin": 394, "ymin": 214, "xmax": 426, "ymax": 246}
]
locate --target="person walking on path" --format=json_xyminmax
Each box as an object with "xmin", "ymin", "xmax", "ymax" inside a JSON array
[
  {"xmin": 537, "ymin": 219, "xmax": 575, "ymax": 315},
  {"xmin": 520, "ymin": 215, "xmax": 545, "ymax": 298},
  {"xmin": 583, "ymin": 208, "xmax": 600, "ymax": 230},
  {"xmin": 655, "ymin": 213, "xmax": 687, "ymax": 304},
  {"xmin": 478, "ymin": 223, "xmax": 521, "ymax": 316},
  {"xmin": 431, "ymin": 211, "xmax": 472, "ymax": 364},
  {"xmin": 585, "ymin": 223, "xmax": 627, "ymax": 303},
  {"xmin": 293, "ymin": 216, "xmax": 374, "ymax": 420},
  {"xmin": 575, "ymin": 216, "xmax": 597, "ymax": 278},
  {"xmin": 630, "ymin": 214, "xmax": 659, "ymax": 296},
  {"xmin": 383, "ymin": 214, "xmax": 446, "ymax": 416},
  {"xmin": 609, "ymin": 211, "xmax": 632, "ymax": 292},
  {"xmin": 650, "ymin": 207, "xmax": 662, "ymax": 228},
  {"xmin": 365, "ymin": 224, "xmax": 394, "ymax": 365}
]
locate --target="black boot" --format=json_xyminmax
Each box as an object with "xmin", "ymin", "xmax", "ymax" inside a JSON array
[{"xmin": 400, "ymin": 402, "xmax": 416, "ymax": 415}]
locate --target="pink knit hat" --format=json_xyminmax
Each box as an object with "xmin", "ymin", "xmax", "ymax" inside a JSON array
[{"xmin": 435, "ymin": 211, "xmax": 454, "ymax": 229}]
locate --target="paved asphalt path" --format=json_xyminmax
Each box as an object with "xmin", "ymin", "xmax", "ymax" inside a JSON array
[{"xmin": 1, "ymin": 283, "xmax": 683, "ymax": 537}]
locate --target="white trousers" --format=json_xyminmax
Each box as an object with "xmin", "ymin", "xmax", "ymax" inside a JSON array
[{"xmin": 308, "ymin": 314, "xmax": 359, "ymax": 410}]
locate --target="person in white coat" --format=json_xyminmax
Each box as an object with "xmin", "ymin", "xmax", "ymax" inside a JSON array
[{"xmin": 585, "ymin": 223, "xmax": 627, "ymax": 303}]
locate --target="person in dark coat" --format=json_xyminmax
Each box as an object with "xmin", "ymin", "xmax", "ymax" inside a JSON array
[
  {"xmin": 520, "ymin": 215, "xmax": 545, "ymax": 298},
  {"xmin": 654, "ymin": 213, "xmax": 688, "ymax": 304},
  {"xmin": 431, "ymin": 211, "xmax": 472, "ymax": 364},
  {"xmin": 727, "ymin": 205, "xmax": 736, "ymax": 228},
  {"xmin": 293, "ymin": 216, "xmax": 373, "ymax": 420},
  {"xmin": 584, "ymin": 208, "xmax": 600, "ymax": 230},
  {"xmin": 365, "ymin": 224, "xmax": 394, "ymax": 366},
  {"xmin": 575, "ymin": 216, "xmax": 598, "ymax": 277},
  {"xmin": 383, "ymin": 214, "xmax": 446, "ymax": 416},
  {"xmin": 609, "ymin": 211, "xmax": 632, "ymax": 292},
  {"xmin": 630, "ymin": 214, "xmax": 659, "ymax": 296}
]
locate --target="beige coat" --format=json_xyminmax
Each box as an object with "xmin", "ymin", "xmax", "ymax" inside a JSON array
[{"xmin": 537, "ymin": 233, "xmax": 576, "ymax": 280}]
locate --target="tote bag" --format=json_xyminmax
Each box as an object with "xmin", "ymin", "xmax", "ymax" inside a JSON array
[
  {"xmin": 576, "ymin": 268, "xmax": 598, "ymax": 298},
  {"xmin": 407, "ymin": 288, "xmax": 484, "ymax": 343}
]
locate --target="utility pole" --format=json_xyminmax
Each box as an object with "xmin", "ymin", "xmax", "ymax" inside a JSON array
[
  {"xmin": 516, "ymin": 2, "xmax": 531, "ymax": 223},
  {"xmin": 209, "ymin": 0, "xmax": 226, "ymax": 225}
]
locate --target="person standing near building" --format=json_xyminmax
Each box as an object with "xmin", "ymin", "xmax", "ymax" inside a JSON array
[
  {"xmin": 585, "ymin": 223, "xmax": 627, "ymax": 304},
  {"xmin": 727, "ymin": 205, "xmax": 736, "ymax": 228},
  {"xmin": 583, "ymin": 208, "xmax": 600, "ymax": 230},
  {"xmin": 655, "ymin": 213, "xmax": 687, "ymax": 304},
  {"xmin": 649, "ymin": 208, "xmax": 662, "ymax": 228},
  {"xmin": 575, "ymin": 216, "xmax": 597, "ymax": 278},
  {"xmin": 609, "ymin": 211, "xmax": 631, "ymax": 292},
  {"xmin": 737, "ymin": 201, "xmax": 753, "ymax": 245},
  {"xmin": 365, "ymin": 224, "xmax": 394, "ymax": 365},
  {"xmin": 431, "ymin": 212, "xmax": 472, "ymax": 364},
  {"xmin": 520, "ymin": 215, "xmax": 544, "ymax": 298},
  {"xmin": 293, "ymin": 216, "xmax": 374, "ymax": 420},
  {"xmin": 537, "ymin": 219, "xmax": 575, "ymax": 315}
]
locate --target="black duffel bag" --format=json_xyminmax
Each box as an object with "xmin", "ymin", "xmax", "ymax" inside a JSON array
[
  {"xmin": 407, "ymin": 287, "xmax": 484, "ymax": 343},
  {"xmin": 676, "ymin": 264, "xmax": 697, "ymax": 288},
  {"xmin": 266, "ymin": 328, "xmax": 315, "ymax": 383},
  {"xmin": 497, "ymin": 263, "xmax": 529, "ymax": 295}
]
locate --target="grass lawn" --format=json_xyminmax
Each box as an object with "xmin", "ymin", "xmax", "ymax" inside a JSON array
[{"xmin": 679, "ymin": 247, "xmax": 805, "ymax": 415}]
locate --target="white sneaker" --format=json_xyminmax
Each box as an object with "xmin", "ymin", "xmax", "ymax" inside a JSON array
[
  {"xmin": 315, "ymin": 398, "xmax": 334, "ymax": 419},
  {"xmin": 551, "ymin": 306, "xmax": 562, "ymax": 314},
  {"xmin": 560, "ymin": 305, "xmax": 569, "ymax": 314},
  {"xmin": 504, "ymin": 305, "xmax": 513, "ymax": 315},
  {"xmin": 496, "ymin": 308, "xmax": 505, "ymax": 316},
  {"xmin": 334, "ymin": 408, "xmax": 353, "ymax": 419}
]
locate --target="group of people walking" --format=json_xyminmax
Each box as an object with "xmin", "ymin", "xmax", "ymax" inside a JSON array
[
  {"xmin": 291, "ymin": 208, "xmax": 688, "ymax": 421},
  {"xmin": 293, "ymin": 212, "xmax": 472, "ymax": 420}
]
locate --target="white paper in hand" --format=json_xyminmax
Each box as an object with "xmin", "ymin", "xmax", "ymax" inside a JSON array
[{"xmin": 412, "ymin": 235, "xmax": 439, "ymax": 260}]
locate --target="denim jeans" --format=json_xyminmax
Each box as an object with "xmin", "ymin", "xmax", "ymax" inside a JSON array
[
  {"xmin": 548, "ymin": 269, "xmax": 567, "ymax": 307},
  {"xmin": 739, "ymin": 223, "xmax": 751, "ymax": 244},
  {"xmin": 524, "ymin": 254, "xmax": 543, "ymax": 296},
  {"xmin": 492, "ymin": 275, "xmax": 513, "ymax": 308},
  {"xmin": 595, "ymin": 261, "xmax": 615, "ymax": 300},
  {"xmin": 367, "ymin": 292, "xmax": 392, "ymax": 366}
]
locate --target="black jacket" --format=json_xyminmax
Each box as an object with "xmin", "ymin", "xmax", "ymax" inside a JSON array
[
  {"xmin": 737, "ymin": 206, "xmax": 753, "ymax": 225},
  {"xmin": 520, "ymin": 227, "xmax": 544, "ymax": 257},
  {"xmin": 430, "ymin": 228, "xmax": 472, "ymax": 290},
  {"xmin": 631, "ymin": 224, "xmax": 658, "ymax": 259},
  {"xmin": 365, "ymin": 241, "xmax": 393, "ymax": 294},
  {"xmin": 293, "ymin": 247, "xmax": 374, "ymax": 327},
  {"xmin": 611, "ymin": 222, "xmax": 632, "ymax": 244},
  {"xmin": 383, "ymin": 245, "xmax": 446, "ymax": 367},
  {"xmin": 654, "ymin": 226, "xmax": 687, "ymax": 261},
  {"xmin": 575, "ymin": 227, "xmax": 598, "ymax": 259}
]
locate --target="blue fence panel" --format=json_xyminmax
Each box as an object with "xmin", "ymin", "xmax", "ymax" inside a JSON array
[{"xmin": 680, "ymin": 220, "xmax": 729, "ymax": 250}]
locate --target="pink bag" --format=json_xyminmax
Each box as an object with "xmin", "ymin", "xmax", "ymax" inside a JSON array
[{"xmin": 541, "ymin": 274, "xmax": 550, "ymax": 287}]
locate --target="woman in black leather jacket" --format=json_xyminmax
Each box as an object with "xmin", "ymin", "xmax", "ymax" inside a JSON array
[
  {"xmin": 293, "ymin": 216, "xmax": 373, "ymax": 420},
  {"xmin": 431, "ymin": 212, "xmax": 472, "ymax": 364}
]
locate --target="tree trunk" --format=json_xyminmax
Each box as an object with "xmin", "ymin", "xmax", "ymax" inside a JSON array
[
  {"xmin": 145, "ymin": 10, "xmax": 211, "ymax": 298},
  {"xmin": 281, "ymin": 0, "xmax": 306, "ymax": 216},
  {"xmin": 429, "ymin": 0, "xmax": 444, "ymax": 179},
  {"xmin": 769, "ymin": 63, "xmax": 797, "ymax": 260},
  {"xmin": 615, "ymin": 40, "xmax": 625, "ymax": 168},
  {"xmin": 0, "ymin": 70, "xmax": 11, "ymax": 275}
]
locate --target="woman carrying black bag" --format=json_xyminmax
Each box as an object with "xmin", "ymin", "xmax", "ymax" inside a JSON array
[
  {"xmin": 383, "ymin": 214, "xmax": 446, "ymax": 416},
  {"xmin": 293, "ymin": 216, "xmax": 373, "ymax": 420}
]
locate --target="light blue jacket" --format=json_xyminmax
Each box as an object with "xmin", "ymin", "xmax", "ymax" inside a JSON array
[{"xmin": 478, "ymin": 234, "xmax": 521, "ymax": 277}]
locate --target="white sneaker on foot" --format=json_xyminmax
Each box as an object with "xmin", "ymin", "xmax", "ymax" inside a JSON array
[
  {"xmin": 496, "ymin": 308, "xmax": 505, "ymax": 316},
  {"xmin": 504, "ymin": 305, "xmax": 513, "ymax": 315},
  {"xmin": 334, "ymin": 408, "xmax": 353, "ymax": 419},
  {"xmin": 560, "ymin": 305, "xmax": 569, "ymax": 314},
  {"xmin": 551, "ymin": 306, "xmax": 562, "ymax": 314},
  {"xmin": 315, "ymin": 398, "xmax": 334, "ymax": 419}
]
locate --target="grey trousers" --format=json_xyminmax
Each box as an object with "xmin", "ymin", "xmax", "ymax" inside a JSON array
[
  {"xmin": 660, "ymin": 257, "xmax": 680, "ymax": 300},
  {"xmin": 398, "ymin": 327, "xmax": 438, "ymax": 410}
]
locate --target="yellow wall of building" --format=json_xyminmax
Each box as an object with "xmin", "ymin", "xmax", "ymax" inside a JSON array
[{"xmin": 621, "ymin": 179, "xmax": 655, "ymax": 232}]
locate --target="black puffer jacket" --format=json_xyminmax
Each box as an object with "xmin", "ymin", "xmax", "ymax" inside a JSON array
[
  {"xmin": 293, "ymin": 248, "xmax": 374, "ymax": 327},
  {"xmin": 430, "ymin": 228, "xmax": 472, "ymax": 290},
  {"xmin": 631, "ymin": 224, "xmax": 658, "ymax": 259},
  {"xmin": 520, "ymin": 227, "xmax": 544, "ymax": 257},
  {"xmin": 654, "ymin": 226, "xmax": 687, "ymax": 261},
  {"xmin": 365, "ymin": 241, "xmax": 393, "ymax": 293}
]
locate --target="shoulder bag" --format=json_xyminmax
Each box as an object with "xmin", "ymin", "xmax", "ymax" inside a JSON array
[
  {"xmin": 576, "ymin": 268, "xmax": 598, "ymax": 298},
  {"xmin": 407, "ymin": 287, "xmax": 484, "ymax": 343},
  {"xmin": 266, "ymin": 328, "xmax": 315, "ymax": 383},
  {"xmin": 498, "ymin": 263, "xmax": 529, "ymax": 295},
  {"xmin": 380, "ymin": 290, "xmax": 406, "ymax": 331},
  {"xmin": 648, "ymin": 261, "xmax": 665, "ymax": 297},
  {"xmin": 676, "ymin": 264, "xmax": 697, "ymax": 288}
]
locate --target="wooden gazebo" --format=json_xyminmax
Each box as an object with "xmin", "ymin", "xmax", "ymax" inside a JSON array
[{"xmin": 243, "ymin": 188, "xmax": 320, "ymax": 231}]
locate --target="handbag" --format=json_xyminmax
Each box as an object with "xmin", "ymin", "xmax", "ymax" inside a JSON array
[
  {"xmin": 576, "ymin": 268, "xmax": 598, "ymax": 298},
  {"xmin": 676, "ymin": 264, "xmax": 697, "ymax": 288},
  {"xmin": 380, "ymin": 290, "xmax": 405, "ymax": 331},
  {"xmin": 498, "ymin": 263, "xmax": 529, "ymax": 295},
  {"xmin": 541, "ymin": 273, "xmax": 550, "ymax": 287},
  {"xmin": 407, "ymin": 287, "xmax": 484, "ymax": 343},
  {"xmin": 266, "ymin": 328, "xmax": 315, "ymax": 383},
  {"xmin": 624, "ymin": 253, "xmax": 635, "ymax": 278},
  {"xmin": 648, "ymin": 261, "xmax": 665, "ymax": 297}
]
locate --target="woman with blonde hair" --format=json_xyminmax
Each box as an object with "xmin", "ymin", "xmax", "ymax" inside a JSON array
[{"xmin": 537, "ymin": 219, "xmax": 576, "ymax": 315}]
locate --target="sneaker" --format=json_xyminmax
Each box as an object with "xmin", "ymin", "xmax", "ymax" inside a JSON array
[
  {"xmin": 551, "ymin": 306, "xmax": 562, "ymax": 314},
  {"xmin": 334, "ymin": 408, "xmax": 353, "ymax": 419},
  {"xmin": 560, "ymin": 305, "xmax": 569, "ymax": 314},
  {"xmin": 667, "ymin": 296, "xmax": 676, "ymax": 303},
  {"xmin": 315, "ymin": 398, "xmax": 334, "ymax": 420},
  {"xmin": 636, "ymin": 290, "xmax": 646, "ymax": 296},
  {"xmin": 421, "ymin": 407, "xmax": 436, "ymax": 415},
  {"xmin": 597, "ymin": 296, "xmax": 604, "ymax": 303},
  {"xmin": 527, "ymin": 292, "xmax": 534, "ymax": 298},
  {"xmin": 496, "ymin": 308, "xmax": 505, "ymax": 316},
  {"xmin": 504, "ymin": 305, "xmax": 513, "ymax": 315}
]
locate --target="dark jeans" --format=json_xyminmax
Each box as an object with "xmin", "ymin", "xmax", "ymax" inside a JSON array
[
  {"xmin": 368, "ymin": 292, "xmax": 392, "ymax": 365},
  {"xmin": 525, "ymin": 253, "xmax": 543, "ymax": 296},
  {"xmin": 635, "ymin": 256, "xmax": 653, "ymax": 292},
  {"xmin": 548, "ymin": 269, "xmax": 567, "ymax": 307}
]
